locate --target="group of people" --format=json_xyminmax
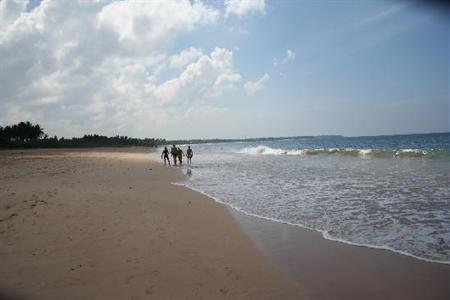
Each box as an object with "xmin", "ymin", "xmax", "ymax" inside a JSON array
[{"xmin": 161, "ymin": 144, "xmax": 193, "ymax": 166}]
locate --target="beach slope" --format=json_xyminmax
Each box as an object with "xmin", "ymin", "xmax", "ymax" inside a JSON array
[{"xmin": 0, "ymin": 149, "xmax": 300, "ymax": 300}]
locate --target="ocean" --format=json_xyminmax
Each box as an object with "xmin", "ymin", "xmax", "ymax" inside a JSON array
[{"xmin": 157, "ymin": 133, "xmax": 450, "ymax": 264}]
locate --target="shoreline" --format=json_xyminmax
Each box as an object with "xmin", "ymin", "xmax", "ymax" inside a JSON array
[
  {"xmin": 169, "ymin": 164, "xmax": 450, "ymax": 299},
  {"xmin": 172, "ymin": 181, "xmax": 450, "ymax": 266},
  {"xmin": 231, "ymin": 210, "xmax": 450, "ymax": 300}
]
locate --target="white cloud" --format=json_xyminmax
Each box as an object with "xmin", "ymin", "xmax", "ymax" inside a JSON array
[
  {"xmin": 0, "ymin": 0, "xmax": 241, "ymax": 138},
  {"xmin": 169, "ymin": 47, "xmax": 203, "ymax": 69},
  {"xmin": 286, "ymin": 49, "xmax": 296, "ymax": 61},
  {"xmin": 96, "ymin": 0, "xmax": 219, "ymax": 44},
  {"xmin": 0, "ymin": 0, "xmax": 28, "ymax": 29},
  {"xmin": 244, "ymin": 73, "xmax": 269, "ymax": 95},
  {"xmin": 273, "ymin": 49, "xmax": 296, "ymax": 67},
  {"xmin": 225, "ymin": 0, "xmax": 266, "ymax": 17},
  {"xmin": 157, "ymin": 48, "xmax": 241, "ymax": 105}
]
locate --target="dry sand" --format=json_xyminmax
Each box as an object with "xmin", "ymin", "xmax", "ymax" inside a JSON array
[{"xmin": 0, "ymin": 148, "xmax": 300, "ymax": 300}]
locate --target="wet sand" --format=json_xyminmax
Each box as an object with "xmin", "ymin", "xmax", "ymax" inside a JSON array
[
  {"xmin": 0, "ymin": 148, "xmax": 300, "ymax": 300},
  {"xmin": 231, "ymin": 209, "xmax": 450, "ymax": 300}
]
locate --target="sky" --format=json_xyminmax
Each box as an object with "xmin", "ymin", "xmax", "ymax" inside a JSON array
[{"xmin": 0, "ymin": 0, "xmax": 448, "ymax": 139}]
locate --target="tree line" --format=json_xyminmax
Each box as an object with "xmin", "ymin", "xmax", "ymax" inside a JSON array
[
  {"xmin": 0, "ymin": 121, "xmax": 44, "ymax": 142},
  {"xmin": 0, "ymin": 122, "xmax": 165, "ymax": 149},
  {"xmin": 0, "ymin": 121, "xmax": 334, "ymax": 149}
]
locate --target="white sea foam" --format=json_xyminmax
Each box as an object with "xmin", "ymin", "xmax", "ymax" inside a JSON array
[
  {"xmin": 237, "ymin": 145, "xmax": 287, "ymax": 155},
  {"xmin": 237, "ymin": 145, "xmax": 365, "ymax": 156},
  {"xmin": 173, "ymin": 181, "xmax": 450, "ymax": 265},
  {"xmin": 394, "ymin": 149, "xmax": 428, "ymax": 157},
  {"xmin": 358, "ymin": 149, "xmax": 373, "ymax": 155},
  {"xmin": 236, "ymin": 146, "xmax": 433, "ymax": 157}
]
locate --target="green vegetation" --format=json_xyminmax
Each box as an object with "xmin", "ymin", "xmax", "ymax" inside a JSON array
[
  {"xmin": 0, "ymin": 121, "xmax": 342, "ymax": 149},
  {"xmin": 0, "ymin": 122, "xmax": 164, "ymax": 149}
]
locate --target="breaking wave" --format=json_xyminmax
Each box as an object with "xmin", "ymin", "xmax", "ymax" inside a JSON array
[{"xmin": 236, "ymin": 145, "xmax": 447, "ymax": 158}]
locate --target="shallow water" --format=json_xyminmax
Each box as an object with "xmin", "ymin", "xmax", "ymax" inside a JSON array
[{"xmin": 157, "ymin": 133, "xmax": 450, "ymax": 263}]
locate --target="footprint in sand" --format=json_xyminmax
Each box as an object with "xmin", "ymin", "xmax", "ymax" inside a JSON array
[
  {"xmin": 224, "ymin": 266, "xmax": 233, "ymax": 277},
  {"xmin": 70, "ymin": 264, "xmax": 82, "ymax": 271},
  {"xmin": 0, "ymin": 212, "xmax": 18, "ymax": 222},
  {"xmin": 145, "ymin": 285, "xmax": 155, "ymax": 295},
  {"xmin": 3, "ymin": 203, "xmax": 14, "ymax": 210},
  {"xmin": 219, "ymin": 287, "xmax": 229, "ymax": 295}
]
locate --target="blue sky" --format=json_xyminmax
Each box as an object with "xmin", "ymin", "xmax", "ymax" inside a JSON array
[{"xmin": 0, "ymin": 0, "xmax": 448, "ymax": 139}]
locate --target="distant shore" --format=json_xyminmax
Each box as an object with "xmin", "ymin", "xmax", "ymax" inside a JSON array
[{"xmin": 2, "ymin": 120, "xmax": 447, "ymax": 150}]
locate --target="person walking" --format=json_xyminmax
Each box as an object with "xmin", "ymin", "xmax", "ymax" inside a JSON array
[
  {"xmin": 170, "ymin": 144, "xmax": 178, "ymax": 166},
  {"xmin": 186, "ymin": 145, "xmax": 193, "ymax": 165},
  {"xmin": 161, "ymin": 146, "xmax": 170, "ymax": 166},
  {"xmin": 177, "ymin": 147, "xmax": 184, "ymax": 165}
]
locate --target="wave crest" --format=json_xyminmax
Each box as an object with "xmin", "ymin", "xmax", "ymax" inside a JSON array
[{"xmin": 236, "ymin": 146, "xmax": 438, "ymax": 158}]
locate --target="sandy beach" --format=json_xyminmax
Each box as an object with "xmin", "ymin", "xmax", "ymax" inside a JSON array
[
  {"xmin": 1, "ymin": 148, "xmax": 449, "ymax": 300},
  {"xmin": 0, "ymin": 148, "xmax": 300, "ymax": 300}
]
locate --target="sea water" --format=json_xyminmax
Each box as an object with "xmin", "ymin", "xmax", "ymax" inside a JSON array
[{"xmin": 159, "ymin": 133, "xmax": 450, "ymax": 264}]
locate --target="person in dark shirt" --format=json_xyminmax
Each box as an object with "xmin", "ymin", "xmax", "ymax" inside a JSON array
[
  {"xmin": 170, "ymin": 144, "xmax": 178, "ymax": 165},
  {"xmin": 161, "ymin": 146, "xmax": 170, "ymax": 166},
  {"xmin": 177, "ymin": 147, "xmax": 184, "ymax": 165}
]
